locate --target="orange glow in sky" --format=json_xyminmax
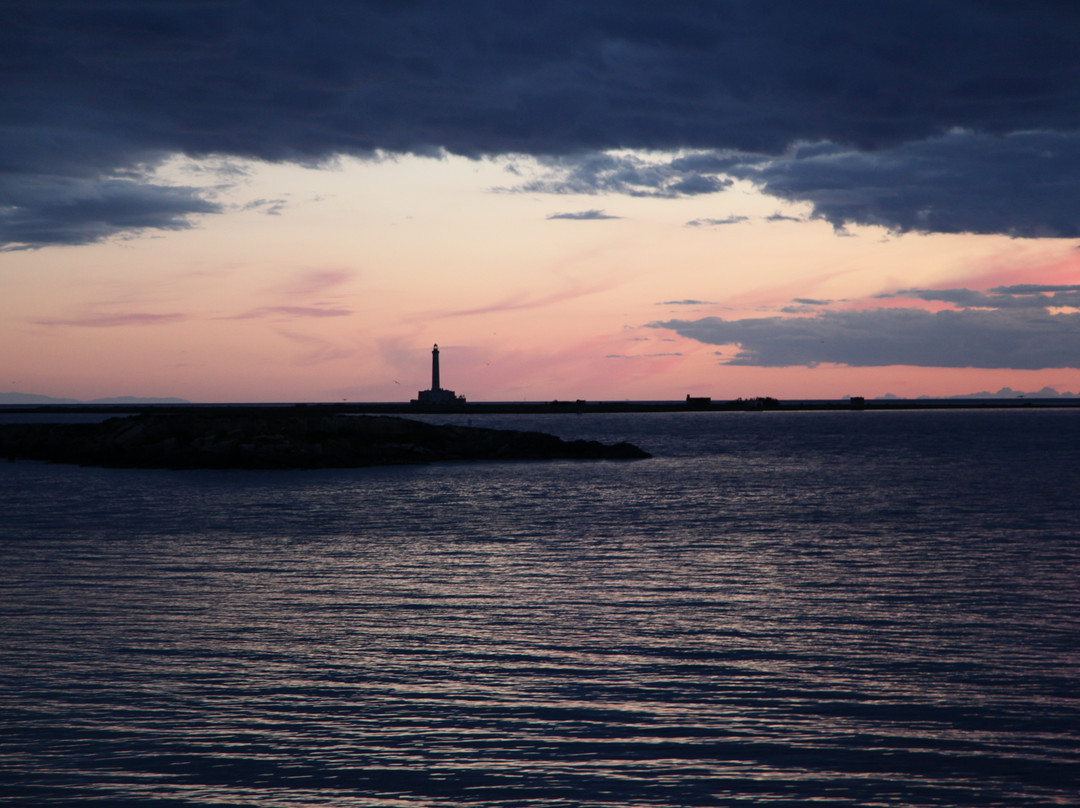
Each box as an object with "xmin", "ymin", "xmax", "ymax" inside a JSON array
[{"xmin": 4, "ymin": 154, "xmax": 1080, "ymax": 402}]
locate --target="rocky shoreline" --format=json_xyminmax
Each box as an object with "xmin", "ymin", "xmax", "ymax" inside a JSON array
[{"xmin": 0, "ymin": 412, "xmax": 650, "ymax": 469}]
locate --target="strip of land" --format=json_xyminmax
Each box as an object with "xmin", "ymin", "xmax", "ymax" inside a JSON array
[
  {"xmin": 0, "ymin": 412, "xmax": 649, "ymax": 469},
  {"xmin": 7, "ymin": 397, "xmax": 1080, "ymax": 418}
]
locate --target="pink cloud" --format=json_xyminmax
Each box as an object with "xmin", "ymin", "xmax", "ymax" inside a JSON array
[
  {"xmin": 221, "ymin": 305, "xmax": 351, "ymax": 320},
  {"xmin": 265, "ymin": 306, "xmax": 351, "ymax": 317},
  {"xmin": 426, "ymin": 279, "xmax": 614, "ymax": 320},
  {"xmin": 971, "ymin": 248, "xmax": 1080, "ymax": 291},
  {"xmin": 32, "ymin": 313, "xmax": 187, "ymax": 327},
  {"xmin": 278, "ymin": 269, "xmax": 354, "ymax": 296},
  {"xmin": 274, "ymin": 328, "xmax": 355, "ymax": 366}
]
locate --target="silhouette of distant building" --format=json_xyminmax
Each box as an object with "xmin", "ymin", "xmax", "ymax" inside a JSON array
[{"xmin": 413, "ymin": 344, "xmax": 466, "ymax": 405}]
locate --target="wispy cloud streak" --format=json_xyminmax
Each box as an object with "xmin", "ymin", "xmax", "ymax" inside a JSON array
[
  {"xmin": 429, "ymin": 281, "xmax": 613, "ymax": 320},
  {"xmin": 33, "ymin": 313, "xmax": 187, "ymax": 327},
  {"xmin": 222, "ymin": 306, "xmax": 352, "ymax": 320}
]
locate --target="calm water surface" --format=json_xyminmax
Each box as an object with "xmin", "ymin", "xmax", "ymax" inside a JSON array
[{"xmin": 2, "ymin": 410, "xmax": 1078, "ymax": 806}]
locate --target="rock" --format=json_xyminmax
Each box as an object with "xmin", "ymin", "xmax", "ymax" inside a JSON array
[{"xmin": 0, "ymin": 413, "xmax": 651, "ymax": 469}]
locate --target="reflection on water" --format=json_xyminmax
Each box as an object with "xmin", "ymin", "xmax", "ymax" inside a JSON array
[{"xmin": 2, "ymin": 410, "xmax": 1079, "ymax": 806}]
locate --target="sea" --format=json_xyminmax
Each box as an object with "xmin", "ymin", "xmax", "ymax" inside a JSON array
[{"xmin": 1, "ymin": 409, "xmax": 1078, "ymax": 807}]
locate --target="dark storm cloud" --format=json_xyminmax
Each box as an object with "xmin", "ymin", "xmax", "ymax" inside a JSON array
[
  {"xmin": 239, "ymin": 198, "xmax": 288, "ymax": 216},
  {"xmin": 992, "ymin": 283, "xmax": 1080, "ymax": 295},
  {"xmin": 0, "ymin": 178, "xmax": 221, "ymax": 251},
  {"xmin": 546, "ymin": 210, "xmax": 621, "ymax": 221},
  {"xmin": 685, "ymin": 216, "xmax": 747, "ymax": 227},
  {"xmin": 781, "ymin": 297, "xmax": 834, "ymax": 312},
  {"xmin": 733, "ymin": 131, "xmax": 1080, "ymax": 238},
  {"xmin": 6, "ymin": 1, "xmax": 1080, "ymax": 247},
  {"xmin": 512, "ymin": 153, "xmax": 732, "ymax": 198},
  {"xmin": 882, "ymin": 285, "xmax": 1080, "ymax": 309},
  {"xmin": 520, "ymin": 131, "xmax": 1080, "ymax": 237},
  {"xmin": 653, "ymin": 308, "xmax": 1080, "ymax": 369}
]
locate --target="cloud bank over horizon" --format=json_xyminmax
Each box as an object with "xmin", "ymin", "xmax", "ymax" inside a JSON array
[
  {"xmin": 6, "ymin": 1, "xmax": 1080, "ymax": 248},
  {"xmin": 653, "ymin": 284, "xmax": 1080, "ymax": 369}
]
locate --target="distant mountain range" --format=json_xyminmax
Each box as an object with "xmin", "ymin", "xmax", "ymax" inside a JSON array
[
  {"xmin": 909, "ymin": 387, "xmax": 1078, "ymax": 400},
  {"xmin": 0, "ymin": 392, "xmax": 191, "ymax": 405},
  {"xmin": 951, "ymin": 386, "xmax": 1079, "ymax": 399}
]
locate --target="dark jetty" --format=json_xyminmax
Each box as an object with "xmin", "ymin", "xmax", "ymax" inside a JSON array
[{"xmin": 0, "ymin": 412, "xmax": 650, "ymax": 469}]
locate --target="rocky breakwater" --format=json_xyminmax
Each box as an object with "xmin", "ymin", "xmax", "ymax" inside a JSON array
[{"xmin": 0, "ymin": 412, "xmax": 651, "ymax": 469}]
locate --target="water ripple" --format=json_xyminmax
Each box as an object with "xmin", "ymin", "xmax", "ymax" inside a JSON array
[{"xmin": 2, "ymin": 411, "xmax": 1078, "ymax": 806}]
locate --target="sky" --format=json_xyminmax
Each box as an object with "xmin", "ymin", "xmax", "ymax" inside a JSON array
[{"xmin": 5, "ymin": 1, "xmax": 1080, "ymax": 403}]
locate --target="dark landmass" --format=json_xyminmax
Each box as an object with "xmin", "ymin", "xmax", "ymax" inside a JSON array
[
  {"xmin": 0, "ymin": 392, "xmax": 81, "ymax": 405},
  {"xmin": 0, "ymin": 411, "xmax": 650, "ymax": 469}
]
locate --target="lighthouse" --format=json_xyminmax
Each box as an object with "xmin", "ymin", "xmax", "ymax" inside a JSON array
[{"xmin": 413, "ymin": 343, "xmax": 466, "ymax": 406}]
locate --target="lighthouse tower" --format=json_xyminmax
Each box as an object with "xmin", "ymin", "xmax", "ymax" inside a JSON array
[{"xmin": 413, "ymin": 343, "xmax": 466, "ymax": 406}]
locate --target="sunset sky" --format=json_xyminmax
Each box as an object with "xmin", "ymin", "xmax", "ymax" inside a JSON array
[{"xmin": 5, "ymin": 1, "xmax": 1080, "ymax": 402}]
